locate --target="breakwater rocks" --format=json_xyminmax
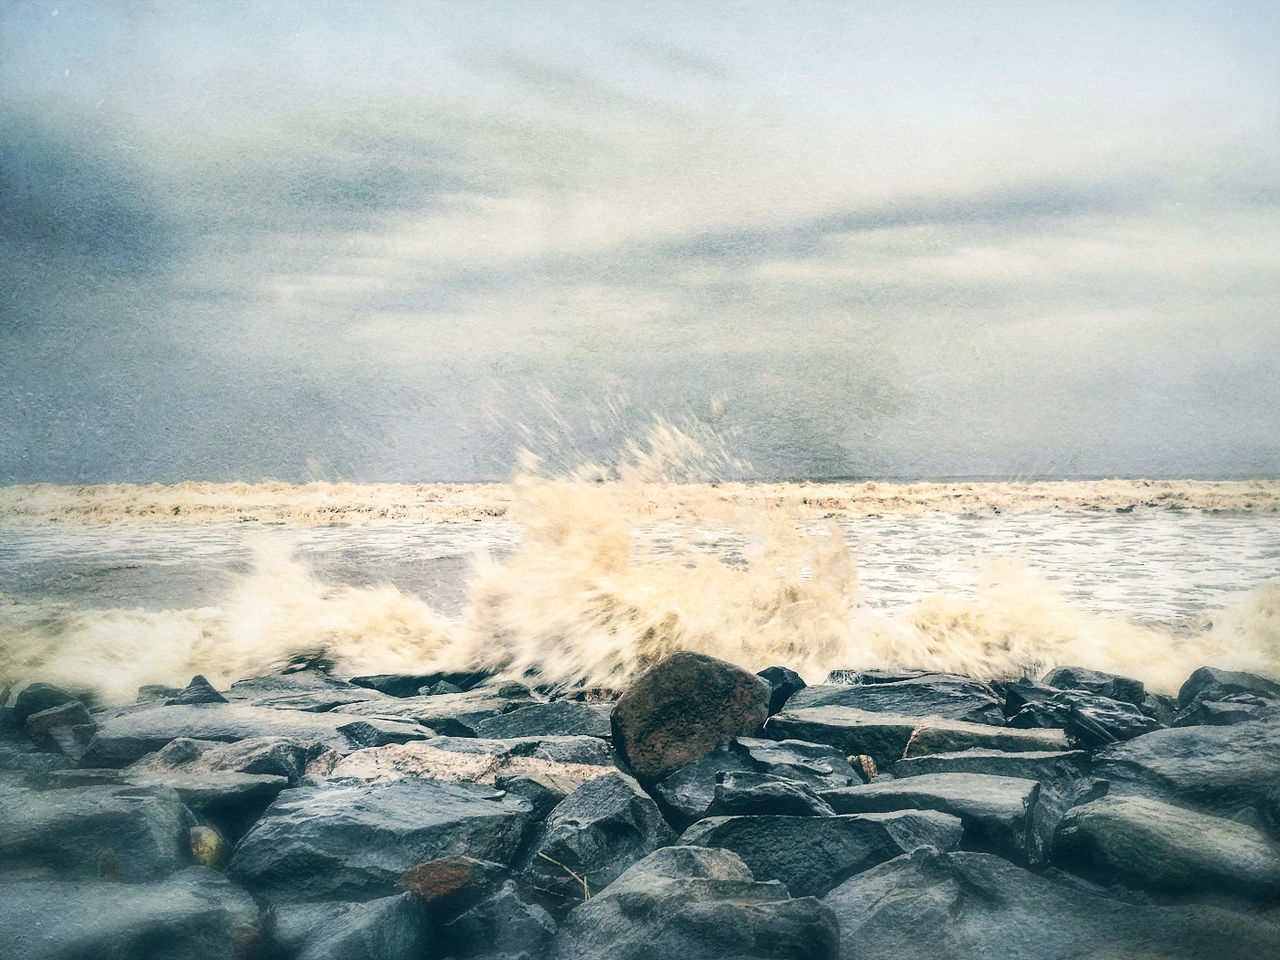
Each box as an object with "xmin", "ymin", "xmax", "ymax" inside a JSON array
[{"xmin": 2, "ymin": 654, "xmax": 1279, "ymax": 959}]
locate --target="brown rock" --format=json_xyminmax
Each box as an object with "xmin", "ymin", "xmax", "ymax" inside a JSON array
[
  {"xmin": 610, "ymin": 652, "xmax": 770, "ymax": 782},
  {"xmin": 399, "ymin": 855, "xmax": 506, "ymax": 912}
]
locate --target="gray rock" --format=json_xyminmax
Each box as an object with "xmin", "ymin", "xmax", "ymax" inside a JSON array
[
  {"xmin": 350, "ymin": 671, "xmax": 493, "ymax": 697},
  {"xmin": 126, "ymin": 770, "xmax": 289, "ymax": 841},
  {"xmin": 228, "ymin": 779, "xmax": 531, "ymax": 902},
  {"xmin": 765, "ymin": 706, "xmax": 1066, "ymax": 770},
  {"xmin": 786, "ymin": 674, "xmax": 1004, "ymax": 725},
  {"xmin": 333, "ymin": 718, "xmax": 435, "ymax": 748},
  {"xmin": 650, "ymin": 743, "xmax": 757, "ymax": 827},
  {"xmin": 166, "ymin": 675, "xmax": 228, "ymax": 706},
  {"xmin": 398, "ymin": 856, "xmax": 508, "ymax": 913},
  {"xmin": 81, "ymin": 703, "xmax": 425, "ymax": 767},
  {"xmin": 441, "ymin": 880, "xmax": 556, "ymax": 958},
  {"xmin": 294, "ymin": 893, "xmax": 430, "ymax": 960},
  {"xmin": 334, "ymin": 688, "xmax": 542, "ymax": 736},
  {"xmin": 820, "ymin": 772, "xmax": 1054, "ymax": 865},
  {"xmin": 610, "ymin": 652, "xmax": 770, "ymax": 783},
  {"xmin": 0, "ymin": 779, "xmax": 194, "ymax": 881},
  {"xmin": 328, "ymin": 736, "xmax": 616, "ymax": 787},
  {"xmin": 549, "ymin": 845, "xmax": 839, "ymax": 960},
  {"xmin": 24, "ymin": 700, "xmax": 96, "ymax": 760},
  {"xmin": 1042, "ymin": 666, "xmax": 1146, "ymax": 706},
  {"xmin": 1095, "ymin": 718, "xmax": 1280, "ymax": 821},
  {"xmin": 225, "ymin": 671, "xmax": 392, "ymax": 712},
  {"xmin": 0, "ymin": 868, "xmax": 262, "ymax": 960},
  {"xmin": 1008, "ymin": 689, "xmax": 1163, "ymax": 747},
  {"xmin": 757, "ymin": 665, "xmax": 807, "ymax": 715},
  {"xmin": 891, "ymin": 748, "xmax": 1101, "ymax": 817},
  {"xmin": 822, "ymin": 846, "xmax": 1280, "ymax": 960},
  {"xmin": 706, "ymin": 772, "xmax": 837, "ymax": 818},
  {"xmin": 1054, "ymin": 795, "xmax": 1280, "ymax": 901},
  {"xmin": 474, "ymin": 701, "xmax": 614, "ymax": 739},
  {"xmin": 679, "ymin": 810, "xmax": 963, "ymax": 897},
  {"xmin": 1177, "ymin": 666, "xmax": 1280, "ymax": 707},
  {"xmin": 494, "ymin": 771, "xmax": 584, "ymax": 819},
  {"xmin": 136, "ymin": 735, "xmax": 326, "ymax": 784},
  {"xmin": 13, "ymin": 682, "xmax": 80, "ymax": 727},
  {"xmin": 521, "ymin": 770, "xmax": 674, "ymax": 907}
]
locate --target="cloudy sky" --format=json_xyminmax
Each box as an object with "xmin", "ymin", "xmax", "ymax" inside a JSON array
[{"xmin": 2, "ymin": 0, "xmax": 1277, "ymax": 482}]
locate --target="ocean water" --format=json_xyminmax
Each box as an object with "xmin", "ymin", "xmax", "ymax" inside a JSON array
[{"xmin": 2, "ymin": 469, "xmax": 1278, "ymax": 704}]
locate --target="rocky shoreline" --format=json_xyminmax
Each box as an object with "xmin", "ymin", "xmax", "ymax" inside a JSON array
[{"xmin": 2, "ymin": 654, "xmax": 1279, "ymax": 959}]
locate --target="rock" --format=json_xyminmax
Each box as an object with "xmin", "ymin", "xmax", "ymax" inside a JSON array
[
  {"xmin": 399, "ymin": 856, "xmax": 508, "ymax": 913},
  {"xmin": 138, "ymin": 683, "xmax": 186, "ymax": 703},
  {"xmin": 23, "ymin": 700, "xmax": 96, "ymax": 760},
  {"xmin": 1178, "ymin": 666, "xmax": 1280, "ymax": 707},
  {"xmin": 189, "ymin": 824, "xmax": 230, "ymax": 870},
  {"xmin": 0, "ymin": 868, "xmax": 262, "ymax": 960},
  {"xmin": 440, "ymin": 880, "xmax": 556, "ymax": 958},
  {"xmin": 610, "ymin": 652, "xmax": 770, "ymax": 783},
  {"xmin": 136, "ymin": 735, "xmax": 326, "ymax": 784},
  {"xmin": 549, "ymin": 845, "xmax": 839, "ymax": 960},
  {"xmin": 650, "ymin": 744, "xmax": 757, "ymax": 827},
  {"xmin": 1054, "ymin": 795, "xmax": 1280, "ymax": 901},
  {"xmin": 495, "ymin": 770, "xmax": 584, "ymax": 819},
  {"xmin": 229, "ymin": 779, "xmax": 531, "ymax": 902},
  {"xmin": 225, "ymin": 670, "xmax": 392, "ymax": 712},
  {"xmin": 13, "ymin": 683, "xmax": 79, "ymax": 727},
  {"xmin": 1007, "ymin": 689, "xmax": 1163, "ymax": 747},
  {"xmin": 474, "ymin": 701, "xmax": 614, "ymax": 739},
  {"xmin": 294, "ymin": 893, "xmax": 430, "ymax": 960},
  {"xmin": 81, "ymin": 703, "xmax": 426, "ymax": 767},
  {"xmin": 166, "ymin": 675, "xmax": 229, "ymax": 705},
  {"xmin": 1042, "ymin": 666, "xmax": 1146, "ymax": 706},
  {"xmin": 765, "ymin": 706, "xmax": 1067, "ymax": 770},
  {"xmin": 129, "ymin": 769, "xmax": 290, "ymax": 840},
  {"xmin": 521, "ymin": 770, "xmax": 674, "ymax": 908},
  {"xmin": 705, "ymin": 772, "xmax": 837, "ymax": 818},
  {"xmin": 333, "ymin": 718, "xmax": 436, "ymax": 748},
  {"xmin": 0, "ymin": 779, "xmax": 195, "ymax": 881},
  {"xmin": 1094, "ymin": 718, "xmax": 1280, "ymax": 822},
  {"xmin": 821, "ymin": 846, "xmax": 1280, "ymax": 960},
  {"xmin": 679, "ymin": 810, "xmax": 962, "ymax": 897},
  {"xmin": 891, "ymin": 748, "xmax": 1101, "ymax": 816},
  {"xmin": 334, "ymin": 688, "xmax": 542, "ymax": 736},
  {"xmin": 786, "ymin": 675, "xmax": 1004, "ymax": 725},
  {"xmin": 350, "ymin": 670, "xmax": 493, "ymax": 697},
  {"xmin": 757, "ymin": 665, "xmax": 807, "ymax": 714},
  {"xmin": 328, "ymin": 736, "xmax": 615, "ymax": 787},
  {"xmin": 427, "ymin": 680, "xmax": 464, "ymax": 696},
  {"xmin": 0, "ymin": 740, "xmax": 74, "ymax": 772},
  {"xmin": 1139, "ymin": 691, "xmax": 1180, "ymax": 725},
  {"xmin": 820, "ymin": 772, "xmax": 1054, "ymax": 865},
  {"xmin": 1173, "ymin": 694, "xmax": 1280, "ymax": 727},
  {"xmin": 825, "ymin": 668, "xmax": 933, "ymax": 684}
]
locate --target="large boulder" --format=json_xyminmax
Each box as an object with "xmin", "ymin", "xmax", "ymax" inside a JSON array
[
  {"xmin": 679, "ymin": 810, "xmax": 962, "ymax": 897},
  {"xmin": 610, "ymin": 652, "xmax": 770, "ymax": 783},
  {"xmin": 821, "ymin": 846, "xmax": 1280, "ymax": 960},
  {"xmin": 890, "ymin": 748, "xmax": 1102, "ymax": 819},
  {"xmin": 328, "ymin": 736, "xmax": 615, "ymax": 787},
  {"xmin": 1054, "ymin": 795, "xmax": 1280, "ymax": 901},
  {"xmin": 820, "ymin": 772, "xmax": 1055, "ymax": 865},
  {"xmin": 473, "ymin": 701, "xmax": 614, "ymax": 740},
  {"xmin": 705, "ymin": 772, "xmax": 837, "ymax": 818},
  {"xmin": 0, "ymin": 779, "xmax": 194, "ymax": 881},
  {"xmin": 1007, "ymin": 689, "xmax": 1164, "ymax": 747},
  {"xmin": 786, "ymin": 675, "xmax": 1004, "ymax": 725},
  {"xmin": 757, "ymin": 666, "xmax": 807, "ymax": 715},
  {"xmin": 549, "ymin": 845, "xmax": 839, "ymax": 960},
  {"xmin": 1177, "ymin": 666, "xmax": 1280, "ymax": 707},
  {"xmin": 228, "ymin": 779, "xmax": 531, "ymax": 902},
  {"xmin": 23, "ymin": 699, "xmax": 96, "ymax": 761},
  {"xmin": 291, "ymin": 893, "xmax": 430, "ymax": 960},
  {"xmin": 166, "ymin": 675, "xmax": 229, "ymax": 706},
  {"xmin": 765, "ymin": 706, "xmax": 1066, "ymax": 770},
  {"xmin": 1041, "ymin": 666, "xmax": 1146, "ymax": 706},
  {"xmin": 132, "ymin": 735, "xmax": 330, "ymax": 784},
  {"xmin": 0, "ymin": 868, "xmax": 261, "ymax": 960},
  {"xmin": 12, "ymin": 682, "xmax": 80, "ymax": 727},
  {"xmin": 521, "ymin": 770, "xmax": 674, "ymax": 907},
  {"xmin": 438, "ymin": 880, "xmax": 557, "ymax": 958},
  {"xmin": 1094, "ymin": 718, "xmax": 1280, "ymax": 822},
  {"xmin": 1173, "ymin": 694, "xmax": 1280, "ymax": 727}
]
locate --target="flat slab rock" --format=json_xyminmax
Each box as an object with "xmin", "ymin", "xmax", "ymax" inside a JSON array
[
  {"xmin": 0, "ymin": 868, "xmax": 261, "ymax": 960},
  {"xmin": 765, "ymin": 705, "xmax": 1066, "ymax": 770},
  {"xmin": 550, "ymin": 845, "xmax": 839, "ymax": 960},
  {"xmin": 820, "ymin": 772, "xmax": 1055, "ymax": 865},
  {"xmin": 228, "ymin": 778, "xmax": 532, "ymax": 902},
  {"xmin": 1054, "ymin": 795, "xmax": 1280, "ymax": 901},
  {"xmin": 328, "ymin": 736, "xmax": 616, "ymax": 787},
  {"xmin": 785, "ymin": 674, "xmax": 1004, "ymax": 725},
  {"xmin": 473, "ymin": 700, "xmax": 614, "ymax": 739},
  {"xmin": 333, "ymin": 688, "xmax": 541, "ymax": 736},
  {"xmin": 679, "ymin": 810, "xmax": 963, "ymax": 897},
  {"xmin": 822, "ymin": 845, "xmax": 1280, "ymax": 960},
  {"xmin": 891, "ymin": 748, "xmax": 1101, "ymax": 815}
]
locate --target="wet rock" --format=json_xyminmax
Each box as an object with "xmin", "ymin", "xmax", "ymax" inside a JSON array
[
  {"xmin": 786, "ymin": 674, "xmax": 1004, "ymax": 725},
  {"xmin": 440, "ymin": 880, "xmax": 556, "ymax": 958},
  {"xmin": 610, "ymin": 651, "xmax": 770, "ymax": 783},
  {"xmin": 765, "ymin": 706, "xmax": 1066, "ymax": 770},
  {"xmin": 825, "ymin": 668, "xmax": 933, "ymax": 684},
  {"xmin": 226, "ymin": 670, "xmax": 392, "ymax": 712},
  {"xmin": 0, "ymin": 868, "xmax": 261, "ymax": 960},
  {"xmin": 495, "ymin": 770, "xmax": 584, "ymax": 819},
  {"xmin": 138, "ymin": 684, "xmax": 186, "ymax": 703},
  {"xmin": 0, "ymin": 779, "xmax": 195, "ymax": 881},
  {"xmin": 399, "ymin": 856, "xmax": 508, "ymax": 913},
  {"xmin": 1173, "ymin": 693, "xmax": 1280, "ymax": 727},
  {"xmin": 229, "ymin": 779, "xmax": 531, "ymax": 902},
  {"xmin": 820, "ymin": 772, "xmax": 1054, "ymax": 865},
  {"xmin": 166, "ymin": 675, "xmax": 228, "ymax": 706},
  {"xmin": 1094, "ymin": 718, "xmax": 1280, "ymax": 821},
  {"xmin": 549, "ymin": 845, "xmax": 839, "ymax": 960},
  {"xmin": 13, "ymin": 682, "xmax": 79, "ymax": 727},
  {"xmin": 1042, "ymin": 666, "xmax": 1146, "ymax": 706},
  {"xmin": 1178, "ymin": 666, "xmax": 1280, "ymax": 707},
  {"xmin": 426, "ymin": 680, "xmax": 464, "ymax": 696},
  {"xmin": 680, "ymin": 810, "xmax": 962, "ymax": 897},
  {"xmin": 334, "ymin": 687, "xmax": 542, "ymax": 736},
  {"xmin": 81, "ymin": 703, "xmax": 426, "ymax": 767},
  {"xmin": 329, "ymin": 736, "xmax": 615, "ymax": 787},
  {"xmin": 0, "ymin": 740, "xmax": 74, "ymax": 772},
  {"xmin": 1054, "ymin": 795, "xmax": 1280, "ymax": 901},
  {"xmin": 474, "ymin": 700, "xmax": 614, "ymax": 739},
  {"xmin": 350, "ymin": 670, "xmax": 493, "ymax": 697},
  {"xmin": 1007, "ymin": 689, "xmax": 1163, "ymax": 747},
  {"xmin": 137, "ymin": 735, "xmax": 326, "ymax": 784},
  {"xmin": 891, "ymin": 748, "xmax": 1101, "ymax": 816},
  {"xmin": 130, "ymin": 769, "xmax": 290, "ymax": 840},
  {"xmin": 24, "ymin": 699, "xmax": 96, "ymax": 760},
  {"xmin": 757, "ymin": 665, "xmax": 807, "ymax": 714},
  {"xmin": 822, "ymin": 846, "xmax": 1280, "ymax": 960},
  {"xmin": 333, "ymin": 718, "xmax": 435, "ymax": 748},
  {"xmin": 1139, "ymin": 691, "xmax": 1180, "ymax": 725},
  {"xmin": 189, "ymin": 824, "xmax": 230, "ymax": 870},
  {"xmin": 650, "ymin": 743, "xmax": 757, "ymax": 827},
  {"xmin": 705, "ymin": 772, "xmax": 837, "ymax": 818},
  {"xmin": 295, "ymin": 893, "xmax": 430, "ymax": 960},
  {"xmin": 521, "ymin": 770, "xmax": 674, "ymax": 908}
]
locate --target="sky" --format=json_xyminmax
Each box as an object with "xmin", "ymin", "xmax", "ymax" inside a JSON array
[{"xmin": 2, "ymin": 0, "xmax": 1278, "ymax": 482}]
